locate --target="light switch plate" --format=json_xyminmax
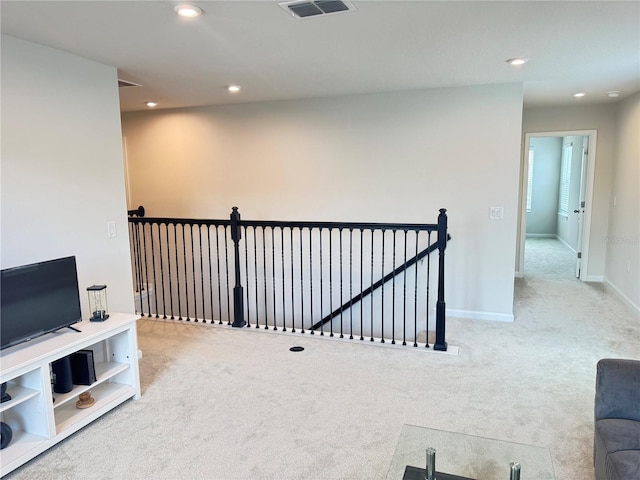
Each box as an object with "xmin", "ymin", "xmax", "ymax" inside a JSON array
[
  {"xmin": 489, "ymin": 207, "xmax": 504, "ymax": 220},
  {"xmin": 107, "ymin": 221, "xmax": 117, "ymax": 238}
]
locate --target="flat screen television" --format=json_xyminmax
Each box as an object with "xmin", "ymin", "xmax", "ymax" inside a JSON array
[{"xmin": 1, "ymin": 256, "xmax": 82, "ymax": 350}]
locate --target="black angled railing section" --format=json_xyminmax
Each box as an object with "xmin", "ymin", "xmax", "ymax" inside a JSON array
[{"xmin": 128, "ymin": 207, "xmax": 449, "ymax": 351}]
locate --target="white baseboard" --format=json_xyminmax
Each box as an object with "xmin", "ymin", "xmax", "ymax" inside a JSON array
[
  {"xmin": 604, "ymin": 279, "xmax": 640, "ymax": 315},
  {"xmin": 584, "ymin": 275, "xmax": 604, "ymax": 282},
  {"xmin": 447, "ymin": 309, "xmax": 514, "ymax": 322},
  {"xmin": 525, "ymin": 233, "xmax": 556, "ymax": 238},
  {"xmin": 556, "ymin": 235, "xmax": 577, "ymax": 254}
]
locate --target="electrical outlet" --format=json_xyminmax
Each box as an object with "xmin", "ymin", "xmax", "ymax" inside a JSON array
[
  {"xmin": 107, "ymin": 221, "xmax": 117, "ymax": 239},
  {"xmin": 489, "ymin": 207, "xmax": 504, "ymax": 220}
]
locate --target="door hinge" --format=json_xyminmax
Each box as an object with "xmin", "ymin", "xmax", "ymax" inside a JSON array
[{"xmin": 577, "ymin": 252, "xmax": 582, "ymax": 259}]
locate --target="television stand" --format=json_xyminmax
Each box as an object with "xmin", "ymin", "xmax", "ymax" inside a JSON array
[
  {"xmin": 65, "ymin": 325, "xmax": 82, "ymax": 333},
  {"xmin": 0, "ymin": 313, "xmax": 140, "ymax": 477}
]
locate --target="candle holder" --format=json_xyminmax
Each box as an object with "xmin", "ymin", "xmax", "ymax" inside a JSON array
[
  {"xmin": 426, "ymin": 447, "xmax": 436, "ymax": 480},
  {"xmin": 509, "ymin": 462, "xmax": 521, "ymax": 480},
  {"xmin": 87, "ymin": 285, "xmax": 109, "ymax": 322}
]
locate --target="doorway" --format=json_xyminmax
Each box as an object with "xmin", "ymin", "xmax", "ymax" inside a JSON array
[{"xmin": 517, "ymin": 130, "xmax": 597, "ymax": 280}]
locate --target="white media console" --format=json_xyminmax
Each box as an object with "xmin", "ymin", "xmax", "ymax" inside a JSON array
[{"xmin": 0, "ymin": 313, "xmax": 140, "ymax": 476}]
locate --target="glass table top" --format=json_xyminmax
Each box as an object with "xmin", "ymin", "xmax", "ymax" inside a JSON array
[{"xmin": 387, "ymin": 424, "xmax": 555, "ymax": 480}]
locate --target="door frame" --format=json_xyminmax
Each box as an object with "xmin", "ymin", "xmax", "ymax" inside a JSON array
[{"xmin": 516, "ymin": 129, "xmax": 598, "ymax": 281}]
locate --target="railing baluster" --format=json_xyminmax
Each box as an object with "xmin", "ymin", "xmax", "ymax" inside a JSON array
[
  {"xmin": 281, "ymin": 227, "xmax": 286, "ymax": 332},
  {"xmin": 150, "ymin": 223, "xmax": 160, "ymax": 318},
  {"xmin": 253, "ymin": 227, "xmax": 260, "ymax": 329},
  {"xmin": 262, "ymin": 227, "xmax": 268, "ymax": 330},
  {"xmin": 215, "ymin": 225, "xmax": 223, "ymax": 324},
  {"xmin": 370, "ymin": 229, "xmax": 374, "ymax": 342},
  {"xmin": 309, "ymin": 228, "xmax": 314, "ymax": 335},
  {"xmin": 189, "ymin": 224, "xmax": 196, "ymax": 321},
  {"xmin": 290, "ymin": 227, "xmax": 296, "ymax": 333},
  {"xmin": 207, "ymin": 226, "xmax": 214, "ymax": 324},
  {"xmin": 131, "ymin": 222, "xmax": 143, "ymax": 315},
  {"xmin": 183, "ymin": 223, "xmax": 190, "ymax": 321},
  {"xmin": 349, "ymin": 228, "xmax": 353, "ymax": 340},
  {"xmin": 414, "ymin": 230, "xmax": 419, "ymax": 347},
  {"xmin": 244, "ymin": 225, "xmax": 251, "ymax": 328},
  {"xmin": 198, "ymin": 224, "xmax": 206, "ymax": 322},
  {"xmin": 271, "ymin": 227, "xmax": 277, "ymax": 331},
  {"xmin": 381, "ymin": 229, "xmax": 385, "ymax": 343},
  {"xmin": 299, "ymin": 228, "xmax": 305, "ymax": 334},
  {"xmin": 159, "ymin": 223, "xmax": 167, "ymax": 319},
  {"xmin": 168, "ymin": 223, "xmax": 175, "ymax": 319},
  {"xmin": 224, "ymin": 225, "xmax": 231, "ymax": 325},
  {"xmin": 144, "ymin": 223, "xmax": 151, "ymax": 316},
  {"xmin": 175, "ymin": 223, "xmax": 182, "ymax": 320},
  {"xmin": 320, "ymin": 228, "xmax": 324, "ymax": 336},
  {"xmin": 329, "ymin": 227, "xmax": 333, "ymax": 337},
  {"xmin": 402, "ymin": 229, "xmax": 408, "ymax": 346},
  {"xmin": 392, "ymin": 229, "xmax": 396, "ymax": 344},
  {"xmin": 339, "ymin": 228, "xmax": 344, "ymax": 339},
  {"xmin": 360, "ymin": 229, "xmax": 364, "ymax": 341},
  {"xmin": 426, "ymin": 231, "xmax": 431, "ymax": 348}
]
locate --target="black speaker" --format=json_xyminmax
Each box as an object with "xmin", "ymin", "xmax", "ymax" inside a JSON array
[
  {"xmin": 70, "ymin": 350, "xmax": 96, "ymax": 385},
  {"xmin": 52, "ymin": 356, "xmax": 73, "ymax": 393},
  {"xmin": 1, "ymin": 383, "xmax": 11, "ymax": 403},
  {"xmin": 0, "ymin": 422, "xmax": 12, "ymax": 449}
]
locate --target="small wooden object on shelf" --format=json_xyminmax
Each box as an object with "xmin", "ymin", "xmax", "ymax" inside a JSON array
[{"xmin": 75, "ymin": 392, "xmax": 95, "ymax": 409}]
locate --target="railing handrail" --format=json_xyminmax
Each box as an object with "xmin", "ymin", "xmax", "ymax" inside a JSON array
[
  {"xmin": 129, "ymin": 217, "xmax": 231, "ymax": 227},
  {"xmin": 129, "ymin": 216, "xmax": 437, "ymax": 232}
]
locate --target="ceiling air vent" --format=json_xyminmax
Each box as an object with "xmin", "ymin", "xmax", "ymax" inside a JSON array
[
  {"xmin": 118, "ymin": 79, "xmax": 142, "ymax": 88},
  {"xmin": 279, "ymin": 0, "xmax": 356, "ymax": 19}
]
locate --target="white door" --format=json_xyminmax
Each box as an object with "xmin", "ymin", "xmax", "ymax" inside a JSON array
[
  {"xmin": 518, "ymin": 130, "xmax": 597, "ymax": 281},
  {"xmin": 574, "ymin": 137, "xmax": 589, "ymax": 278}
]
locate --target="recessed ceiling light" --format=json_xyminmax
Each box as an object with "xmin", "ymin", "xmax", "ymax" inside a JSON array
[
  {"xmin": 607, "ymin": 91, "xmax": 621, "ymax": 98},
  {"xmin": 228, "ymin": 85, "xmax": 241, "ymax": 93},
  {"xmin": 174, "ymin": 4, "xmax": 203, "ymax": 17},
  {"xmin": 573, "ymin": 92, "xmax": 586, "ymax": 98},
  {"xmin": 506, "ymin": 57, "xmax": 528, "ymax": 66},
  {"xmin": 146, "ymin": 102, "xmax": 158, "ymax": 108}
]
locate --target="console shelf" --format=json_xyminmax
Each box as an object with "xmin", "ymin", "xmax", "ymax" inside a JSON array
[
  {"xmin": 0, "ymin": 313, "xmax": 140, "ymax": 477},
  {"xmin": 0, "ymin": 386, "xmax": 40, "ymax": 414}
]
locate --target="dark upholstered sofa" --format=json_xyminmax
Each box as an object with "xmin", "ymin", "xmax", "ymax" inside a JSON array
[{"xmin": 594, "ymin": 358, "xmax": 640, "ymax": 480}]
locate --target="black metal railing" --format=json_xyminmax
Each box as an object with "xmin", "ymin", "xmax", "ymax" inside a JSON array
[{"xmin": 128, "ymin": 207, "xmax": 449, "ymax": 350}]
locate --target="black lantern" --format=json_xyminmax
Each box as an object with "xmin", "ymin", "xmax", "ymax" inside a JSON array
[{"xmin": 87, "ymin": 285, "xmax": 109, "ymax": 321}]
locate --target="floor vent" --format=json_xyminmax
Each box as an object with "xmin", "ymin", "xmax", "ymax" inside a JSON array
[
  {"xmin": 118, "ymin": 79, "xmax": 142, "ymax": 88},
  {"xmin": 279, "ymin": 0, "xmax": 355, "ymax": 19}
]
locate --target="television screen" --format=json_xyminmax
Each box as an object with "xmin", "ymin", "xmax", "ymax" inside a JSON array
[{"xmin": 1, "ymin": 256, "xmax": 82, "ymax": 350}]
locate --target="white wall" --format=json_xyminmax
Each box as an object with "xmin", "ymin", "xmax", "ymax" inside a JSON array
[
  {"xmin": 122, "ymin": 84, "xmax": 524, "ymax": 321},
  {"xmin": 605, "ymin": 93, "xmax": 640, "ymax": 311},
  {"xmin": 1, "ymin": 35, "xmax": 135, "ymax": 316},
  {"xmin": 526, "ymin": 137, "xmax": 561, "ymax": 236},
  {"xmin": 521, "ymin": 104, "xmax": 618, "ymax": 279}
]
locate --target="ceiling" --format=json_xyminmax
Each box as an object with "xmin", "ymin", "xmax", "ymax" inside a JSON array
[{"xmin": 2, "ymin": 1, "xmax": 639, "ymax": 112}]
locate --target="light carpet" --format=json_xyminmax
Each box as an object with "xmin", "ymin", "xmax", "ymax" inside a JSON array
[{"xmin": 4, "ymin": 238, "xmax": 639, "ymax": 480}]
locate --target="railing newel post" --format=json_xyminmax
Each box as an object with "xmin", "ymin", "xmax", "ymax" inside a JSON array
[
  {"xmin": 434, "ymin": 208, "xmax": 448, "ymax": 351},
  {"xmin": 231, "ymin": 206, "xmax": 246, "ymax": 327}
]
